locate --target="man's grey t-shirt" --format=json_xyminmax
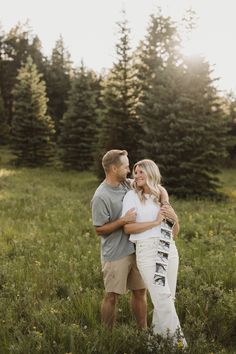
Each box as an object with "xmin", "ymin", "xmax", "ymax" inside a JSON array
[{"xmin": 91, "ymin": 180, "xmax": 135, "ymax": 262}]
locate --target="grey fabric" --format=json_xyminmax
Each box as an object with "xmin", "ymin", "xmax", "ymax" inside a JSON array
[{"xmin": 91, "ymin": 180, "xmax": 135, "ymax": 262}]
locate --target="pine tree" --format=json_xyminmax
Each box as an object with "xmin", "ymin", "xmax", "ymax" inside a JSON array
[
  {"xmin": 225, "ymin": 93, "xmax": 236, "ymax": 163},
  {"xmin": 0, "ymin": 93, "xmax": 10, "ymax": 145},
  {"xmin": 0, "ymin": 23, "xmax": 46, "ymax": 126},
  {"xmin": 163, "ymin": 56, "xmax": 228, "ymax": 196},
  {"xmin": 135, "ymin": 13, "xmax": 182, "ymax": 176},
  {"xmin": 60, "ymin": 64, "xmax": 97, "ymax": 170},
  {"xmin": 11, "ymin": 56, "xmax": 55, "ymax": 166},
  {"xmin": 136, "ymin": 13, "xmax": 228, "ymax": 196},
  {"xmin": 45, "ymin": 35, "xmax": 72, "ymax": 138},
  {"xmin": 98, "ymin": 12, "xmax": 142, "ymax": 171}
]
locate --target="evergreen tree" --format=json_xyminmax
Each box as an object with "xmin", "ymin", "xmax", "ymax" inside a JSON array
[
  {"xmin": 45, "ymin": 35, "xmax": 72, "ymax": 137},
  {"xmin": 135, "ymin": 13, "xmax": 182, "ymax": 177},
  {"xmin": 0, "ymin": 93, "xmax": 10, "ymax": 145},
  {"xmin": 225, "ymin": 93, "xmax": 236, "ymax": 163},
  {"xmin": 135, "ymin": 13, "xmax": 228, "ymax": 196},
  {"xmin": 98, "ymin": 12, "xmax": 142, "ymax": 173},
  {"xmin": 11, "ymin": 56, "xmax": 55, "ymax": 166},
  {"xmin": 165, "ymin": 57, "xmax": 228, "ymax": 196},
  {"xmin": 0, "ymin": 23, "xmax": 46, "ymax": 126},
  {"xmin": 60, "ymin": 64, "xmax": 97, "ymax": 170}
]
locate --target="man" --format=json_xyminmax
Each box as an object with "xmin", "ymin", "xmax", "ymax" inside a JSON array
[{"xmin": 91, "ymin": 149, "xmax": 147, "ymax": 329}]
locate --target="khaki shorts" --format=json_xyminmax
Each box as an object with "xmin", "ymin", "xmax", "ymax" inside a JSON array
[{"xmin": 102, "ymin": 253, "xmax": 146, "ymax": 294}]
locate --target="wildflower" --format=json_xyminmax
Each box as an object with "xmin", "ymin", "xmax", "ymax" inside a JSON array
[
  {"xmin": 50, "ymin": 307, "xmax": 58, "ymax": 314},
  {"xmin": 177, "ymin": 340, "xmax": 184, "ymax": 349},
  {"xmin": 34, "ymin": 331, "xmax": 43, "ymax": 337}
]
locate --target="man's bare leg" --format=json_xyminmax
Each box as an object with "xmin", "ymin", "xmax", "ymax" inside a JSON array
[
  {"xmin": 101, "ymin": 292, "xmax": 118, "ymax": 329},
  {"xmin": 131, "ymin": 289, "xmax": 147, "ymax": 329}
]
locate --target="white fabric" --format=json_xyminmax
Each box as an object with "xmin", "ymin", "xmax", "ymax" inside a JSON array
[
  {"xmin": 136, "ymin": 237, "xmax": 187, "ymax": 347},
  {"xmin": 121, "ymin": 190, "xmax": 161, "ymax": 242}
]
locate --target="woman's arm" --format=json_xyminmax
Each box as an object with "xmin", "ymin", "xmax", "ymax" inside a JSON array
[
  {"xmin": 161, "ymin": 204, "xmax": 180, "ymax": 238},
  {"xmin": 172, "ymin": 222, "xmax": 179, "ymax": 238},
  {"xmin": 159, "ymin": 186, "xmax": 169, "ymax": 204},
  {"xmin": 159, "ymin": 187, "xmax": 180, "ymax": 238},
  {"xmin": 124, "ymin": 209, "xmax": 164, "ymax": 235}
]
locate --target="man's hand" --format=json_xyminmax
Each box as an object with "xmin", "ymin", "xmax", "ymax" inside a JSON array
[{"xmin": 122, "ymin": 208, "xmax": 137, "ymax": 224}]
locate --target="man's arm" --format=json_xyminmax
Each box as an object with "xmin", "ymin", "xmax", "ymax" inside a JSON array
[
  {"xmin": 95, "ymin": 208, "xmax": 136, "ymax": 236},
  {"xmin": 159, "ymin": 186, "xmax": 179, "ymax": 238}
]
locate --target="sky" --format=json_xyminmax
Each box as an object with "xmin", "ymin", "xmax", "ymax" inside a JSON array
[{"xmin": 1, "ymin": 0, "xmax": 236, "ymax": 93}]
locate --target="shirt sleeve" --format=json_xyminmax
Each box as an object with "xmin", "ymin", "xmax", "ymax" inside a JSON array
[
  {"xmin": 91, "ymin": 196, "xmax": 110, "ymax": 226},
  {"xmin": 121, "ymin": 191, "xmax": 136, "ymax": 217}
]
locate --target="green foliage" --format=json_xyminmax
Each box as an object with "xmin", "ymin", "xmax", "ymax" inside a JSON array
[
  {"xmin": 11, "ymin": 56, "xmax": 55, "ymax": 166},
  {"xmin": 44, "ymin": 35, "xmax": 72, "ymax": 137},
  {"xmin": 136, "ymin": 13, "xmax": 228, "ymax": 197},
  {"xmin": 97, "ymin": 11, "xmax": 142, "ymax": 177},
  {"xmin": 165, "ymin": 57, "xmax": 228, "ymax": 197},
  {"xmin": 0, "ymin": 15, "xmax": 233, "ymax": 197},
  {"xmin": 0, "ymin": 94, "xmax": 10, "ymax": 145},
  {"xmin": 0, "ymin": 148, "xmax": 235, "ymax": 353},
  {"xmin": 60, "ymin": 65, "xmax": 98, "ymax": 170},
  {"xmin": 0, "ymin": 23, "xmax": 46, "ymax": 125},
  {"xmin": 224, "ymin": 93, "xmax": 236, "ymax": 163}
]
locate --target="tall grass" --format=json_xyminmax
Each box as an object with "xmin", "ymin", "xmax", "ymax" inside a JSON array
[{"xmin": 0, "ymin": 148, "xmax": 235, "ymax": 353}]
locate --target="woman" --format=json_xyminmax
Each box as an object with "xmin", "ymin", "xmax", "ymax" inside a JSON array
[{"xmin": 121, "ymin": 159, "xmax": 187, "ymax": 347}]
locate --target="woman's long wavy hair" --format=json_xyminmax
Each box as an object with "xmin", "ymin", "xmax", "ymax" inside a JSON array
[{"xmin": 132, "ymin": 159, "xmax": 162, "ymax": 204}]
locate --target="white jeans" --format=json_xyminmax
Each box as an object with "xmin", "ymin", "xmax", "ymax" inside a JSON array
[{"xmin": 136, "ymin": 237, "xmax": 186, "ymax": 346}]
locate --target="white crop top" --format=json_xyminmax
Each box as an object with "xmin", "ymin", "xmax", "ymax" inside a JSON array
[{"xmin": 121, "ymin": 190, "xmax": 162, "ymax": 242}]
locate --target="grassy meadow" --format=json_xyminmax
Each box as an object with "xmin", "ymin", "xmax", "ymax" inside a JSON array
[{"xmin": 0, "ymin": 147, "xmax": 236, "ymax": 354}]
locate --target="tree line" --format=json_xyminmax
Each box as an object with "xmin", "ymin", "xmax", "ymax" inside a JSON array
[{"xmin": 0, "ymin": 12, "xmax": 235, "ymax": 197}]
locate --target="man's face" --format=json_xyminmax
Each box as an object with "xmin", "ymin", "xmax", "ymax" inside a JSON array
[{"xmin": 115, "ymin": 155, "xmax": 130, "ymax": 182}]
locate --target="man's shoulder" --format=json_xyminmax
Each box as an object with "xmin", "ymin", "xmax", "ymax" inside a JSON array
[
  {"xmin": 92, "ymin": 182, "xmax": 107, "ymax": 200},
  {"xmin": 92, "ymin": 179, "xmax": 132, "ymax": 202}
]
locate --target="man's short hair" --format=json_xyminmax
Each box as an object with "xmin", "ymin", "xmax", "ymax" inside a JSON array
[{"xmin": 102, "ymin": 149, "xmax": 128, "ymax": 173}]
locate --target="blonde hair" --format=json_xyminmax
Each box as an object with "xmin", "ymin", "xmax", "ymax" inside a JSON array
[
  {"xmin": 102, "ymin": 149, "xmax": 128, "ymax": 173},
  {"xmin": 132, "ymin": 159, "xmax": 162, "ymax": 204}
]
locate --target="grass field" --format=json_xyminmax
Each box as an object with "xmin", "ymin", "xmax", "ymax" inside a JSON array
[{"xmin": 0, "ymin": 148, "xmax": 235, "ymax": 354}]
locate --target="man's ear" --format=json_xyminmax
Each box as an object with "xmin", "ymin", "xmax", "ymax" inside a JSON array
[{"xmin": 111, "ymin": 164, "xmax": 117, "ymax": 173}]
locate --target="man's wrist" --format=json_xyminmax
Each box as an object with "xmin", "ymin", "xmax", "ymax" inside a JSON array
[{"xmin": 120, "ymin": 216, "xmax": 127, "ymax": 226}]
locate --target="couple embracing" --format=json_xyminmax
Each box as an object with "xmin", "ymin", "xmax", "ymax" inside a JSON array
[{"xmin": 91, "ymin": 150, "xmax": 187, "ymax": 348}]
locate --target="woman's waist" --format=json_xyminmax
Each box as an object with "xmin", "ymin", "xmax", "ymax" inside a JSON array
[
  {"xmin": 134, "ymin": 236, "xmax": 175, "ymax": 246},
  {"xmin": 130, "ymin": 225, "xmax": 161, "ymax": 240}
]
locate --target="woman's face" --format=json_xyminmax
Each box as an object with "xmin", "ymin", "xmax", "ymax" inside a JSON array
[{"xmin": 134, "ymin": 165, "xmax": 147, "ymax": 188}]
